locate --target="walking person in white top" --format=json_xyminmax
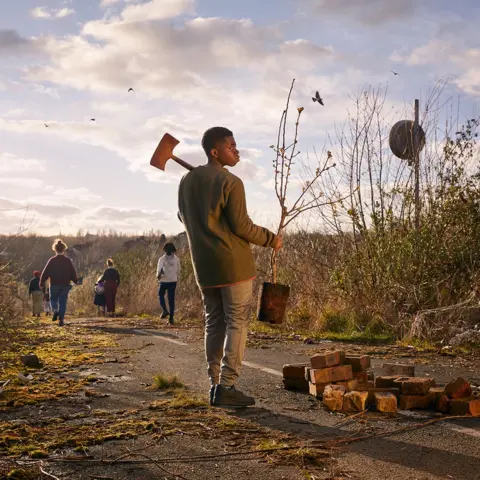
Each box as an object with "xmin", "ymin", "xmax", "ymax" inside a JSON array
[{"xmin": 156, "ymin": 242, "xmax": 181, "ymax": 325}]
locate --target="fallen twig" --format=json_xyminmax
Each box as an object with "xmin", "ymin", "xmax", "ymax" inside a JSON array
[
  {"xmin": 38, "ymin": 443, "xmax": 332, "ymax": 466},
  {"xmin": 40, "ymin": 462, "xmax": 60, "ymax": 480},
  {"xmin": 333, "ymin": 409, "xmax": 369, "ymax": 426},
  {"xmin": 111, "ymin": 452, "xmax": 190, "ymax": 480}
]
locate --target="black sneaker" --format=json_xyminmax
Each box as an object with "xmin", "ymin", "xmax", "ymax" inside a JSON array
[
  {"xmin": 52, "ymin": 312, "xmax": 58, "ymax": 322},
  {"xmin": 169, "ymin": 316, "xmax": 174, "ymax": 325},
  {"xmin": 212, "ymin": 385, "xmax": 255, "ymax": 408},
  {"xmin": 209, "ymin": 385, "xmax": 216, "ymax": 406},
  {"xmin": 161, "ymin": 311, "xmax": 169, "ymax": 319}
]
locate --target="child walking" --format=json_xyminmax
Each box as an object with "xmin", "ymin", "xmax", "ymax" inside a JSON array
[
  {"xmin": 29, "ymin": 270, "xmax": 43, "ymax": 317},
  {"xmin": 93, "ymin": 278, "xmax": 106, "ymax": 316},
  {"xmin": 43, "ymin": 280, "xmax": 51, "ymax": 316},
  {"xmin": 156, "ymin": 242, "xmax": 181, "ymax": 325}
]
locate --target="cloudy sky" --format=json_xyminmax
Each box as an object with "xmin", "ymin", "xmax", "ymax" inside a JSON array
[{"xmin": 1, "ymin": 0, "xmax": 479, "ymax": 235}]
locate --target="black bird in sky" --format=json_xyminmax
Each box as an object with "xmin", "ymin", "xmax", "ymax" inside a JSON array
[
  {"xmin": 312, "ymin": 91, "xmax": 324, "ymax": 106},
  {"xmin": 391, "ymin": 70, "xmax": 399, "ymax": 75},
  {"xmin": 128, "ymin": 88, "xmax": 134, "ymax": 92},
  {"xmin": 90, "ymin": 118, "xmax": 95, "ymax": 122},
  {"xmin": 44, "ymin": 123, "xmax": 49, "ymax": 128}
]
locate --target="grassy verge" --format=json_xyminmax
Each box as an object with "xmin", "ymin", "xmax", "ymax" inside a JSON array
[
  {"xmin": 249, "ymin": 320, "xmax": 395, "ymax": 345},
  {"xmin": 0, "ymin": 317, "xmax": 118, "ymax": 410}
]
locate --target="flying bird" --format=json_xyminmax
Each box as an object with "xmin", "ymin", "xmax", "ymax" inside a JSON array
[
  {"xmin": 44, "ymin": 123, "xmax": 49, "ymax": 128},
  {"xmin": 90, "ymin": 118, "xmax": 96, "ymax": 122},
  {"xmin": 128, "ymin": 88, "xmax": 134, "ymax": 92},
  {"xmin": 312, "ymin": 91, "xmax": 324, "ymax": 106},
  {"xmin": 391, "ymin": 70, "xmax": 399, "ymax": 76}
]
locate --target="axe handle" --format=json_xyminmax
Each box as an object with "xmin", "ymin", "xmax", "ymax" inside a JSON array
[{"xmin": 172, "ymin": 154, "xmax": 194, "ymax": 171}]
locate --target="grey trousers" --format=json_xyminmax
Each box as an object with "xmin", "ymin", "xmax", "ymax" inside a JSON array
[{"xmin": 201, "ymin": 280, "xmax": 253, "ymax": 387}]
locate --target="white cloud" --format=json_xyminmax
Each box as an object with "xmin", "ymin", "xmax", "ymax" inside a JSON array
[
  {"xmin": 29, "ymin": 203, "xmax": 80, "ymax": 216},
  {"xmin": 56, "ymin": 8, "xmax": 75, "ymax": 18},
  {"xmin": 2, "ymin": 108, "xmax": 29, "ymax": 118},
  {"xmin": 32, "ymin": 83, "xmax": 60, "ymax": 99},
  {"xmin": 394, "ymin": 38, "xmax": 480, "ymax": 95},
  {"xmin": 100, "ymin": 0, "xmax": 135, "ymax": 7},
  {"xmin": 300, "ymin": 0, "xmax": 416, "ymax": 25},
  {"xmin": 0, "ymin": 29, "xmax": 45, "ymax": 55},
  {"xmin": 101, "ymin": 0, "xmax": 122, "ymax": 5},
  {"xmin": 0, "ymin": 177, "xmax": 44, "ymax": 188},
  {"xmin": 121, "ymin": 0, "xmax": 194, "ymax": 22},
  {"xmin": 87, "ymin": 206, "xmax": 171, "ymax": 221},
  {"xmin": 30, "ymin": 6, "xmax": 75, "ymax": 19},
  {"xmin": 90, "ymin": 101, "xmax": 130, "ymax": 114},
  {"xmin": 0, "ymin": 153, "xmax": 46, "ymax": 173},
  {"xmin": 26, "ymin": 11, "xmax": 332, "ymax": 100},
  {"xmin": 30, "ymin": 187, "xmax": 102, "ymax": 204},
  {"xmin": 31, "ymin": 7, "xmax": 51, "ymax": 19}
]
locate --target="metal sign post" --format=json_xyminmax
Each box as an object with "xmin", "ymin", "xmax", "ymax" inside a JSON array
[
  {"xmin": 414, "ymin": 99, "xmax": 420, "ymax": 231},
  {"xmin": 389, "ymin": 99, "xmax": 425, "ymax": 231}
]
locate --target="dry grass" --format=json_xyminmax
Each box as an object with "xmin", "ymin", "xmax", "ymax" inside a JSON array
[{"xmin": 150, "ymin": 373, "xmax": 184, "ymax": 391}]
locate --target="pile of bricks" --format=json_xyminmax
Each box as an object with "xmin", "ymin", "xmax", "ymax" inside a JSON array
[
  {"xmin": 374, "ymin": 365, "xmax": 479, "ymax": 416},
  {"xmin": 282, "ymin": 352, "xmax": 479, "ymax": 416}
]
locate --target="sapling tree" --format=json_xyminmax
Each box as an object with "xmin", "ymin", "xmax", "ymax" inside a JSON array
[{"xmin": 270, "ymin": 78, "xmax": 337, "ymax": 283}]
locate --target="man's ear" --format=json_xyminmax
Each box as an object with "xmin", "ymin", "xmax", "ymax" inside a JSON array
[{"xmin": 210, "ymin": 148, "xmax": 219, "ymax": 159}]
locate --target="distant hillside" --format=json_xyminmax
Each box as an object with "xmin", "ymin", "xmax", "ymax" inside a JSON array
[{"xmin": 0, "ymin": 232, "xmax": 187, "ymax": 281}]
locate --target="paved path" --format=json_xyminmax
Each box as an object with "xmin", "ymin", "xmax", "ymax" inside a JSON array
[{"xmin": 75, "ymin": 318, "xmax": 480, "ymax": 479}]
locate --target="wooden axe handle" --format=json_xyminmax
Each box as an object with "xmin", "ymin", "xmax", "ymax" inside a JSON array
[{"xmin": 172, "ymin": 154, "xmax": 194, "ymax": 171}]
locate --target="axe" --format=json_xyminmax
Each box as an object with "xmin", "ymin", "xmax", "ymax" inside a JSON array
[{"xmin": 150, "ymin": 133, "xmax": 194, "ymax": 172}]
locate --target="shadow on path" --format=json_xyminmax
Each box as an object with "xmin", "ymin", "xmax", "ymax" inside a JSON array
[
  {"xmin": 231, "ymin": 407, "xmax": 480, "ymax": 479},
  {"xmin": 81, "ymin": 324, "xmax": 182, "ymax": 341}
]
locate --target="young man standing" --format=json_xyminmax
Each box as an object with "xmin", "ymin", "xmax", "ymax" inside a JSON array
[{"xmin": 178, "ymin": 127, "xmax": 282, "ymax": 408}]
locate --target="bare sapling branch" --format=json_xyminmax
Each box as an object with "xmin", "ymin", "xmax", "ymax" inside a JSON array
[{"xmin": 269, "ymin": 79, "xmax": 338, "ymax": 283}]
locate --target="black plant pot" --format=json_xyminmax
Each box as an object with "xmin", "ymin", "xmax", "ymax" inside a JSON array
[{"xmin": 257, "ymin": 281, "xmax": 290, "ymax": 324}]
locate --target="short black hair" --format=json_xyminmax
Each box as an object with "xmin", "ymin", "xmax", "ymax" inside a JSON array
[
  {"xmin": 163, "ymin": 242, "xmax": 176, "ymax": 255},
  {"xmin": 201, "ymin": 127, "xmax": 233, "ymax": 157}
]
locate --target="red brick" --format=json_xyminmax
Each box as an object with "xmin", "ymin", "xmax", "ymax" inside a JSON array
[
  {"xmin": 382, "ymin": 363, "xmax": 415, "ymax": 377},
  {"xmin": 353, "ymin": 371, "xmax": 368, "ymax": 384},
  {"xmin": 310, "ymin": 351, "xmax": 345, "ymax": 369},
  {"xmin": 355, "ymin": 385, "xmax": 401, "ymax": 403},
  {"xmin": 436, "ymin": 393, "xmax": 450, "ymax": 413},
  {"xmin": 343, "ymin": 391, "xmax": 369, "ymax": 412},
  {"xmin": 445, "ymin": 377, "xmax": 473, "ymax": 399},
  {"xmin": 334, "ymin": 378, "xmax": 359, "ymax": 392},
  {"xmin": 395, "ymin": 377, "xmax": 435, "ymax": 395},
  {"xmin": 309, "ymin": 382, "xmax": 327, "ymax": 398},
  {"xmin": 344, "ymin": 355, "xmax": 371, "ymax": 372},
  {"xmin": 322, "ymin": 384, "xmax": 346, "ymax": 411},
  {"xmin": 449, "ymin": 397, "xmax": 480, "ymax": 417},
  {"xmin": 399, "ymin": 393, "xmax": 436, "ymax": 410},
  {"xmin": 310, "ymin": 365, "xmax": 353, "ymax": 384},
  {"xmin": 374, "ymin": 392, "xmax": 398, "ymax": 413},
  {"xmin": 283, "ymin": 378, "xmax": 309, "ymax": 392},
  {"xmin": 375, "ymin": 376, "xmax": 406, "ymax": 388},
  {"xmin": 283, "ymin": 364, "xmax": 309, "ymax": 379}
]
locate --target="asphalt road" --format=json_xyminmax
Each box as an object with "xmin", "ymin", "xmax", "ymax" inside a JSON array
[{"xmin": 75, "ymin": 318, "xmax": 480, "ymax": 480}]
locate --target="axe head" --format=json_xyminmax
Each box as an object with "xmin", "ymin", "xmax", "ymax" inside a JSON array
[{"xmin": 150, "ymin": 133, "xmax": 180, "ymax": 171}]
